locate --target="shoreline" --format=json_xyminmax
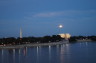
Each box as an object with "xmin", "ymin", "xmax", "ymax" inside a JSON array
[
  {"xmin": 76, "ymin": 39, "xmax": 92, "ymax": 42},
  {"xmin": 0, "ymin": 41, "xmax": 69, "ymax": 49}
]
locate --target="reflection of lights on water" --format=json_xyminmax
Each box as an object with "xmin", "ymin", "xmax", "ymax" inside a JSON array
[
  {"xmin": 80, "ymin": 42, "xmax": 82, "ymax": 46},
  {"xmin": 65, "ymin": 44, "xmax": 70, "ymax": 54},
  {"xmin": 37, "ymin": 46, "xmax": 39, "ymax": 55},
  {"xmin": 18, "ymin": 49, "xmax": 21, "ymax": 63},
  {"xmin": 80, "ymin": 42, "xmax": 88, "ymax": 46},
  {"xmin": 65, "ymin": 44, "xmax": 69, "ymax": 47},
  {"xmin": 19, "ymin": 49, "xmax": 20, "ymax": 54},
  {"xmin": 60, "ymin": 44, "xmax": 70, "ymax": 63},
  {"xmin": 49, "ymin": 45, "xmax": 51, "ymax": 54},
  {"xmin": 13, "ymin": 49, "xmax": 15, "ymax": 54},
  {"xmin": 60, "ymin": 45, "xmax": 65, "ymax": 63},
  {"xmin": 60, "ymin": 45, "xmax": 64, "ymax": 54},
  {"xmin": 13, "ymin": 49, "xmax": 15, "ymax": 63},
  {"xmin": 36, "ymin": 46, "xmax": 41, "ymax": 56},
  {"xmin": 49, "ymin": 45, "xmax": 51, "ymax": 63},
  {"xmin": 56, "ymin": 45, "xmax": 59, "ymax": 56},
  {"xmin": 49, "ymin": 45, "xmax": 51, "ymax": 48},
  {"xmin": 1, "ymin": 49, "xmax": 4, "ymax": 63},
  {"xmin": 56, "ymin": 45, "xmax": 59, "ymax": 53},
  {"xmin": 36, "ymin": 46, "xmax": 41, "ymax": 63},
  {"xmin": 1, "ymin": 49, "xmax": 3, "ymax": 56},
  {"xmin": 36, "ymin": 46, "xmax": 39, "ymax": 63},
  {"xmin": 23, "ymin": 47, "xmax": 27, "ymax": 56},
  {"xmin": 85, "ymin": 42, "xmax": 88, "ymax": 46}
]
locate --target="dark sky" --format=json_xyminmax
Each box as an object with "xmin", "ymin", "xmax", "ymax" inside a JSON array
[{"xmin": 0, "ymin": 0, "xmax": 96, "ymax": 38}]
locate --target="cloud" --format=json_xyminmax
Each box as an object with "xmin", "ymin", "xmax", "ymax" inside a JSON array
[
  {"xmin": 32, "ymin": 12, "xmax": 64, "ymax": 17},
  {"xmin": 24, "ymin": 10, "xmax": 96, "ymax": 20}
]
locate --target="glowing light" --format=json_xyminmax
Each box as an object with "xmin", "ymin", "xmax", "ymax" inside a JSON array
[
  {"xmin": 20, "ymin": 28, "xmax": 22, "ymax": 39},
  {"xmin": 59, "ymin": 25, "xmax": 63, "ymax": 28},
  {"xmin": 59, "ymin": 33, "xmax": 71, "ymax": 39}
]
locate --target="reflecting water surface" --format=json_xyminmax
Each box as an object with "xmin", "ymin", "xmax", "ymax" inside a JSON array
[{"xmin": 0, "ymin": 42, "xmax": 96, "ymax": 63}]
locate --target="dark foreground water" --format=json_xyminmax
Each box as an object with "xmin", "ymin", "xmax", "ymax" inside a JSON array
[{"xmin": 0, "ymin": 42, "xmax": 96, "ymax": 63}]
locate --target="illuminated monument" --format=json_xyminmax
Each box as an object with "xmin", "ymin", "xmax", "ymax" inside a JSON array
[
  {"xmin": 59, "ymin": 33, "xmax": 71, "ymax": 39},
  {"xmin": 20, "ymin": 28, "xmax": 22, "ymax": 39}
]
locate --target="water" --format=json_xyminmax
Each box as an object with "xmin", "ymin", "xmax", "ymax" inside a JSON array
[{"xmin": 0, "ymin": 42, "xmax": 96, "ymax": 63}]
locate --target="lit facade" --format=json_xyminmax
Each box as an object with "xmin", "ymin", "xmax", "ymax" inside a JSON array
[{"xmin": 59, "ymin": 33, "xmax": 71, "ymax": 39}]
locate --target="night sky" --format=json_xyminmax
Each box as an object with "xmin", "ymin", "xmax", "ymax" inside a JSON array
[{"xmin": 0, "ymin": 0, "xmax": 96, "ymax": 38}]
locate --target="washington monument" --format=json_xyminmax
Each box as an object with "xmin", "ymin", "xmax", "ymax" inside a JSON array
[{"xmin": 20, "ymin": 28, "xmax": 22, "ymax": 39}]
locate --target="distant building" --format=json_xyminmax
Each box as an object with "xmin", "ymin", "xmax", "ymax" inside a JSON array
[{"xmin": 59, "ymin": 33, "xmax": 71, "ymax": 39}]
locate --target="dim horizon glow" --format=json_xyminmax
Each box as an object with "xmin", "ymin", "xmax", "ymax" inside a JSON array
[{"xmin": 0, "ymin": 0, "xmax": 96, "ymax": 38}]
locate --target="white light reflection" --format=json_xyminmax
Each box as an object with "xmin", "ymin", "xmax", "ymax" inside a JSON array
[
  {"xmin": 1, "ymin": 49, "xmax": 4, "ymax": 63},
  {"xmin": 49, "ymin": 45, "xmax": 51, "ymax": 63},
  {"xmin": 65, "ymin": 44, "xmax": 70, "ymax": 62},
  {"xmin": 49, "ymin": 45, "xmax": 51, "ymax": 55},
  {"xmin": 19, "ymin": 49, "xmax": 21, "ymax": 54},
  {"xmin": 56, "ymin": 45, "xmax": 59, "ymax": 56},
  {"xmin": 18, "ymin": 49, "xmax": 21, "ymax": 63},
  {"xmin": 23, "ymin": 47, "xmax": 27, "ymax": 56},
  {"xmin": 65, "ymin": 44, "xmax": 70, "ymax": 54},
  {"xmin": 37, "ymin": 46, "xmax": 39, "ymax": 55},
  {"xmin": 36, "ymin": 46, "xmax": 41, "ymax": 63},
  {"xmin": 13, "ymin": 49, "xmax": 15, "ymax": 63},
  {"xmin": 36, "ymin": 46, "xmax": 39, "ymax": 63},
  {"xmin": 79, "ymin": 42, "xmax": 82, "ymax": 47},
  {"xmin": 85, "ymin": 42, "xmax": 88, "ymax": 46},
  {"xmin": 60, "ymin": 44, "xmax": 65, "ymax": 63}
]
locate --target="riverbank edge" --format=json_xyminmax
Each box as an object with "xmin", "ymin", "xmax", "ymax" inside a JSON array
[{"xmin": 0, "ymin": 41, "xmax": 69, "ymax": 49}]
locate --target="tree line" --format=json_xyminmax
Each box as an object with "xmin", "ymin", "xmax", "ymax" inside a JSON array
[
  {"xmin": 69, "ymin": 36, "xmax": 96, "ymax": 43},
  {"xmin": 0, "ymin": 35, "xmax": 63, "ymax": 45},
  {"xmin": 0, "ymin": 35, "xmax": 96, "ymax": 46}
]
